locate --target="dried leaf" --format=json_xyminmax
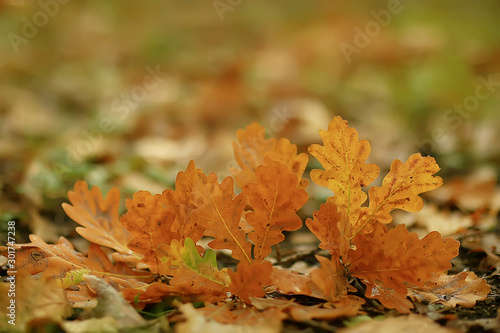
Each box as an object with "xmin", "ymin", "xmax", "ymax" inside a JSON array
[
  {"xmin": 191, "ymin": 173, "xmax": 252, "ymax": 264},
  {"xmin": 231, "ymin": 122, "xmax": 309, "ymax": 188},
  {"xmin": 83, "ymin": 275, "xmax": 145, "ymax": 328},
  {"xmin": 357, "ymin": 153, "xmax": 443, "ymax": 234},
  {"xmin": 0, "ymin": 271, "xmax": 71, "ymax": 331},
  {"xmin": 162, "ymin": 160, "xmax": 207, "ymax": 243},
  {"xmin": 310, "ymin": 255, "xmax": 354, "ymax": 302},
  {"xmin": 309, "ymin": 116, "xmax": 379, "ymax": 226},
  {"xmin": 62, "ymin": 181, "xmax": 140, "ymax": 263},
  {"xmin": 176, "ymin": 302, "xmax": 283, "ymax": 332},
  {"xmin": 338, "ymin": 314, "xmax": 459, "ymax": 333},
  {"xmin": 409, "ymin": 271, "xmax": 491, "ymax": 308},
  {"xmin": 1, "ymin": 235, "xmax": 151, "ymax": 308},
  {"xmin": 286, "ymin": 297, "xmax": 364, "ymax": 321},
  {"xmin": 229, "ymin": 261, "xmax": 273, "ymax": 304},
  {"xmin": 120, "ymin": 191, "xmax": 180, "ymax": 273},
  {"xmin": 270, "ymin": 267, "xmax": 312, "ymax": 296},
  {"xmin": 306, "ymin": 199, "xmax": 349, "ymax": 257},
  {"xmin": 349, "ymin": 224, "xmax": 459, "ymax": 311},
  {"xmin": 156, "ymin": 238, "xmax": 230, "ymax": 301},
  {"xmin": 242, "ymin": 161, "xmax": 308, "ymax": 261}
]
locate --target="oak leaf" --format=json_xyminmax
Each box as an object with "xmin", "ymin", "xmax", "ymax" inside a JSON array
[
  {"xmin": 308, "ymin": 115, "xmax": 379, "ymax": 227},
  {"xmin": 62, "ymin": 181, "xmax": 140, "ymax": 263},
  {"xmin": 242, "ymin": 161, "xmax": 308, "ymax": 261},
  {"xmin": 348, "ymin": 224, "xmax": 459, "ymax": 311},
  {"xmin": 191, "ymin": 173, "xmax": 252, "ymax": 264},
  {"xmin": 120, "ymin": 190, "xmax": 180, "ymax": 273},
  {"xmin": 1, "ymin": 235, "xmax": 150, "ymax": 308},
  {"xmin": 162, "ymin": 160, "xmax": 207, "ymax": 243},
  {"xmin": 355, "ymin": 153, "xmax": 443, "ymax": 235},
  {"xmin": 231, "ymin": 122, "xmax": 309, "ymax": 188},
  {"xmin": 409, "ymin": 271, "xmax": 491, "ymax": 308},
  {"xmin": 155, "ymin": 238, "xmax": 230, "ymax": 301},
  {"xmin": 228, "ymin": 260, "xmax": 273, "ymax": 304},
  {"xmin": 305, "ymin": 199, "xmax": 349, "ymax": 257},
  {"xmin": 310, "ymin": 255, "xmax": 355, "ymax": 302}
]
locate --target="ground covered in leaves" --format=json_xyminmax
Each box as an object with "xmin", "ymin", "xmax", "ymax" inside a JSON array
[{"xmin": 0, "ymin": 1, "xmax": 499, "ymax": 332}]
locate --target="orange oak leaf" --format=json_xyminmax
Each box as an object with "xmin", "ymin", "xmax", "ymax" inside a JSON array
[
  {"xmin": 409, "ymin": 271, "xmax": 491, "ymax": 308},
  {"xmin": 310, "ymin": 255, "xmax": 355, "ymax": 302},
  {"xmin": 191, "ymin": 173, "xmax": 252, "ymax": 264},
  {"xmin": 242, "ymin": 161, "xmax": 308, "ymax": 261},
  {"xmin": 348, "ymin": 224, "xmax": 459, "ymax": 311},
  {"xmin": 305, "ymin": 199, "xmax": 349, "ymax": 257},
  {"xmin": 155, "ymin": 238, "xmax": 230, "ymax": 302},
  {"xmin": 162, "ymin": 160, "xmax": 207, "ymax": 243},
  {"xmin": 228, "ymin": 260, "xmax": 273, "ymax": 304},
  {"xmin": 270, "ymin": 267, "xmax": 312, "ymax": 296},
  {"xmin": 1, "ymin": 235, "xmax": 151, "ymax": 308},
  {"xmin": 179, "ymin": 302, "xmax": 286, "ymax": 328},
  {"xmin": 122, "ymin": 282, "xmax": 174, "ymax": 309},
  {"xmin": 285, "ymin": 297, "xmax": 364, "ymax": 321},
  {"xmin": 231, "ymin": 122, "xmax": 309, "ymax": 189},
  {"xmin": 61, "ymin": 181, "xmax": 140, "ymax": 263},
  {"xmin": 120, "ymin": 191, "xmax": 180, "ymax": 273},
  {"xmin": 308, "ymin": 115, "xmax": 379, "ymax": 226},
  {"xmin": 355, "ymin": 153, "xmax": 443, "ymax": 236}
]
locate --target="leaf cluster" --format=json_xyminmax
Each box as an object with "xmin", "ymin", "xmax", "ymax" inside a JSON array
[{"xmin": 1, "ymin": 116, "xmax": 490, "ymax": 328}]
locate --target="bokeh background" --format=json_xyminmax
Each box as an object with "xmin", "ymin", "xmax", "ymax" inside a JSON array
[{"xmin": 1, "ymin": 1, "xmax": 500, "ymax": 242}]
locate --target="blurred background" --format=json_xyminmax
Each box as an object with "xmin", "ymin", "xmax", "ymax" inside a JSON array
[{"xmin": 1, "ymin": 1, "xmax": 499, "ymax": 243}]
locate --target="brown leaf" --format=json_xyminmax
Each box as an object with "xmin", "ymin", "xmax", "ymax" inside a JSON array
[
  {"xmin": 1, "ymin": 235, "xmax": 151, "ymax": 308},
  {"xmin": 120, "ymin": 191, "xmax": 180, "ymax": 273},
  {"xmin": 242, "ymin": 161, "xmax": 308, "ymax": 261},
  {"xmin": 162, "ymin": 160, "xmax": 207, "ymax": 243},
  {"xmin": 231, "ymin": 122, "xmax": 309, "ymax": 189},
  {"xmin": 62, "ymin": 181, "xmax": 140, "ymax": 263},
  {"xmin": 357, "ymin": 153, "xmax": 443, "ymax": 234},
  {"xmin": 338, "ymin": 314, "xmax": 459, "ymax": 333},
  {"xmin": 0, "ymin": 271, "xmax": 71, "ymax": 331},
  {"xmin": 349, "ymin": 224, "xmax": 459, "ymax": 312},
  {"xmin": 229, "ymin": 261, "xmax": 273, "ymax": 304},
  {"xmin": 309, "ymin": 115, "xmax": 380, "ymax": 226},
  {"xmin": 409, "ymin": 271, "xmax": 490, "ymax": 308},
  {"xmin": 83, "ymin": 275, "xmax": 145, "ymax": 328},
  {"xmin": 286, "ymin": 297, "xmax": 364, "ymax": 321},
  {"xmin": 305, "ymin": 199, "xmax": 349, "ymax": 257},
  {"xmin": 192, "ymin": 173, "xmax": 252, "ymax": 264},
  {"xmin": 270, "ymin": 267, "xmax": 312, "ymax": 296},
  {"xmin": 176, "ymin": 302, "xmax": 284, "ymax": 331},
  {"xmin": 310, "ymin": 255, "xmax": 354, "ymax": 302}
]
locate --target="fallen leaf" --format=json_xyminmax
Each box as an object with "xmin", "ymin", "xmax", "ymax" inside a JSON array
[
  {"xmin": 62, "ymin": 181, "xmax": 140, "ymax": 263},
  {"xmin": 338, "ymin": 314, "xmax": 459, "ymax": 333},
  {"xmin": 409, "ymin": 271, "xmax": 491, "ymax": 308},
  {"xmin": 231, "ymin": 122, "xmax": 309, "ymax": 188},
  {"xmin": 0, "ymin": 270, "xmax": 71, "ymax": 331},
  {"xmin": 120, "ymin": 190, "xmax": 180, "ymax": 273},
  {"xmin": 229, "ymin": 260, "xmax": 273, "ymax": 304},
  {"xmin": 191, "ymin": 173, "xmax": 252, "ymax": 264},
  {"xmin": 242, "ymin": 161, "xmax": 308, "ymax": 261}
]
